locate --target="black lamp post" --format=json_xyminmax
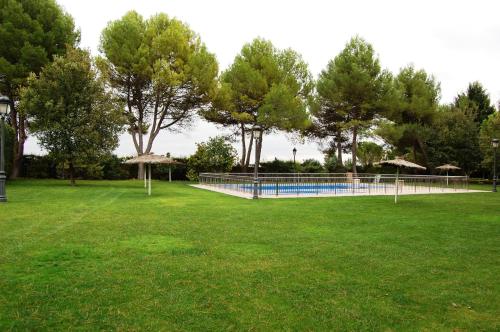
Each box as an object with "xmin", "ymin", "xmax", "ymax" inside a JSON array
[
  {"xmin": 252, "ymin": 125, "xmax": 262, "ymax": 199},
  {"xmin": 0, "ymin": 95, "xmax": 11, "ymax": 203},
  {"xmin": 492, "ymin": 138, "xmax": 499, "ymax": 193},
  {"xmin": 292, "ymin": 147, "xmax": 297, "ymax": 172}
]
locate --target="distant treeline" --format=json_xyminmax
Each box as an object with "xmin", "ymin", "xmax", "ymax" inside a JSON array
[{"xmin": 6, "ymin": 154, "xmax": 475, "ymax": 182}]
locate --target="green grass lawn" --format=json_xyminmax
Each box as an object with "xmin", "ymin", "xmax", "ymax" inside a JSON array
[{"xmin": 1, "ymin": 180, "xmax": 499, "ymax": 331}]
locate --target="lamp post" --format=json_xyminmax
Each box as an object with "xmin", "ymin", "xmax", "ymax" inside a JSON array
[
  {"xmin": 0, "ymin": 95, "xmax": 11, "ymax": 203},
  {"xmin": 252, "ymin": 125, "xmax": 261, "ymax": 199},
  {"xmin": 292, "ymin": 147, "xmax": 297, "ymax": 172},
  {"xmin": 492, "ymin": 138, "xmax": 499, "ymax": 193},
  {"xmin": 292, "ymin": 147, "xmax": 297, "ymax": 188},
  {"xmin": 167, "ymin": 152, "xmax": 172, "ymax": 182}
]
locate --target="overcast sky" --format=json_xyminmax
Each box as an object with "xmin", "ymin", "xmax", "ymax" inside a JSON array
[{"xmin": 25, "ymin": 0, "xmax": 500, "ymax": 162}]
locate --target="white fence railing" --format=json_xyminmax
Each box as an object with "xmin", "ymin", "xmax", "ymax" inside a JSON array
[{"xmin": 198, "ymin": 173, "xmax": 469, "ymax": 197}]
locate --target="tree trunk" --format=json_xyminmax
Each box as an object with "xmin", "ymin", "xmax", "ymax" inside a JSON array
[
  {"xmin": 138, "ymin": 163, "xmax": 144, "ymax": 180},
  {"xmin": 416, "ymin": 137, "xmax": 429, "ymax": 170},
  {"xmin": 240, "ymin": 124, "xmax": 246, "ymax": 168},
  {"xmin": 9, "ymin": 101, "xmax": 26, "ymax": 179},
  {"xmin": 133, "ymin": 126, "xmax": 144, "ymax": 180},
  {"xmin": 336, "ymin": 139, "xmax": 343, "ymax": 166},
  {"xmin": 351, "ymin": 126, "xmax": 358, "ymax": 175},
  {"xmin": 256, "ymin": 133, "xmax": 263, "ymax": 168},
  {"xmin": 244, "ymin": 130, "xmax": 254, "ymax": 171},
  {"xmin": 412, "ymin": 142, "xmax": 418, "ymax": 163},
  {"xmin": 68, "ymin": 161, "xmax": 76, "ymax": 186}
]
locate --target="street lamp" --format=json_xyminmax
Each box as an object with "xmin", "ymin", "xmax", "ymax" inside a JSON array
[
  {"xmin": 166, "ymin": 152, "xmax": 172, "ymax": 182},
  {"xmin": 252, "ymin": 125, "xmax": 261, "ymax": 199},
  {"xmin": 492, "ymin": 138, "xmax": 499, "ymax": 193},
  {"xmin": 0, "ymin": 95, "xmax": 11, "ymax": 203},
  {"xmin": 292, "ymin": 147, "xmax": 297, "ymax": 171}
]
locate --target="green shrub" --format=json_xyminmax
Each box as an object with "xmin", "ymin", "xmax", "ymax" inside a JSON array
[
  {"xmin": 260, "ymin": 158, "xmax": 296, "ymax": 173},
  {"xmin": 301, "ymin": 159, "xmax": 324, "ymax": 173},
  {"xmin": 101, "ymin": 154, "xmax": 130, "ymax": 180},
  {"xmin": 22, "ymin": 155, "xmax": 57, "ymax": 178},
  {"xmin": 187, "ymin": 137, "xmax": 237, "ymax": 181},
  {"xmin": 154, "ymin": 158, "xmax": 188, "ymax": 181}
]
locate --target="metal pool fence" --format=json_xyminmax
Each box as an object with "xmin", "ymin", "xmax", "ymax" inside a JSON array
[{"xmin": 198, "ymin": 173, "xmax": 469, "ymax": 198}]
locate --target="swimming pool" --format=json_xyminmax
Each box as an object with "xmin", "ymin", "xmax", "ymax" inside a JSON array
[
  {"xmin": 235, "ymin": 183, "xmax": 371, "ymax": 195},
  {"xmin": 197, "ymin": 173, "xmax": 470, "ymax": 198}
]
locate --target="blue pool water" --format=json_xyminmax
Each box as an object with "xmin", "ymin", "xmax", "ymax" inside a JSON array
[{"xmin": 232, "ymin": 183, "xmax": 373, "ymax": 195}]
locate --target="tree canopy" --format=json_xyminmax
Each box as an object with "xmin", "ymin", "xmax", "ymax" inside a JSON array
[
  {"xmin": 377, "ymin": 65, "xmax": 440, "ymax": 166},
  {"xmin": 20, "ymin": 48, "xmax": 124, "ymax": 185},
  {"xmin": 99, "ymin": 11, "xmax": 218, "ymax": 178},
  {"xmin": 426, "ymin": 105, "xmax": 480, "ymax": 174},
  {"xmin": 479, "ymin": 112, "xmax": 500, "ymax": 169},
  {"xmin": 356, "ymin": 141, "xmax": 384, "ymax": 168},
  {"xmin": 312, "ymin": 36, "xmax": 393, "ymax": 174},
  {"xmin": 0, "ymin": 0, "xmax": 79, "ymax": 178},
  {"xmin": 309, "ymin": 80, "xmax": 349, "ymax": 168},
  {"xmin": 202, "ymin": 38, "xmax": 313, "ymax": 169},
  {"xmin": 454, "ymin": 81, "xmax": 495, "ymax": 125}
]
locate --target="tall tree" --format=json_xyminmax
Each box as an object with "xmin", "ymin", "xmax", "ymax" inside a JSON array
[
  {"xmin": 315, "ymin": 36, "xmax": 393, "ymax": 175},
  {"xmin": 427, "ymin": 105, "xmax": 480, "ymax": 174},
  {"xmin": 479, "ymin": 111, "xmax": 500, "ymax": 172},
  {"xmin": 99, "ymin": 11, "xmax": 218, "ymax": 178},
  {"xmin": 356, "ymin": 141, "xmax": 383, "ymax": 168},
  {"xmin": 201, "ymin": 38, "xmax": 313, "ymax": 170},
  {"xmin": 20, "ymin": 48, "xmax": 124, "ymax": 185},
  {"xmin": 0, "ymin": 0, "xmax": 79, "ymax": 178},
  {"xmin": 454, "ymin": 81, "xmax": 495, "ymax": 124},
  {"xmin": 201, "ymin": 82, "xmax": 248, "ymax": 167},
  {"xmin": 308, "ymin": 92, "xmax": 349, "ymax": 168},
  {"xmin": 377, "ymin": 65, "xmax": 440, "ymax": 166}
]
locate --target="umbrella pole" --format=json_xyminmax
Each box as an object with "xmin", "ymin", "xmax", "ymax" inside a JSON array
[
  {"xmin": 148, "ymin": 164, "xmax": 151, "ymax": 196},
  {"xmin": 446, "ymin": 171, "xmax": 449, "ymax": 186},
  {"xmin": 395, "ymin": 167, "xmax": 399, "ymax": 204},
  {"xmin": 169, "ymin": 166, "xmax": 172, "ymax": 182},
  {"xmin": 144, "ymin": 165, "xmax": 147, "ymax": 188}
]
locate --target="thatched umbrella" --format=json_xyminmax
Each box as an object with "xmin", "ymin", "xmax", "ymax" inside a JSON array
[
  {"xmin": 436, "ymin": 164, "xmax": 460, "ymax": 186},
  {"xmin": 379, "ymin": 157, "xmax": 426, "ymax": 203},
  {"xmin": 124, "ymin": 154, "xmax": 181, "ymax": 195}
]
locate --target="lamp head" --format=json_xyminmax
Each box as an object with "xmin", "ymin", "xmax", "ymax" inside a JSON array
[
  {"xmin": 293, "ymin": 147, "xmax": 297, "ymax": 156},
  {"xmin": 492, "ymin": 138, "xmax": 499, "ymax": 149},
  {"xmin": 0, "ymin": 95, "xmax": 10, "ymax": 116},
  {"xmin": 252, "ymin": 124, "xmax": 261, "ymax": 139}
]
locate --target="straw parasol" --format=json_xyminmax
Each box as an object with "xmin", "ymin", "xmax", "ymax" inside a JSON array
[
  {"xmin": 124, "ymin": 153, "xmax": 182, "ymax": 195},
  {"xmin": 379, "ymin": 157, "xmax": 426, "ymax": 203},
  {"xmin": 436, "ymin": 164, "xmax": 461, "ymax": 186}
]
